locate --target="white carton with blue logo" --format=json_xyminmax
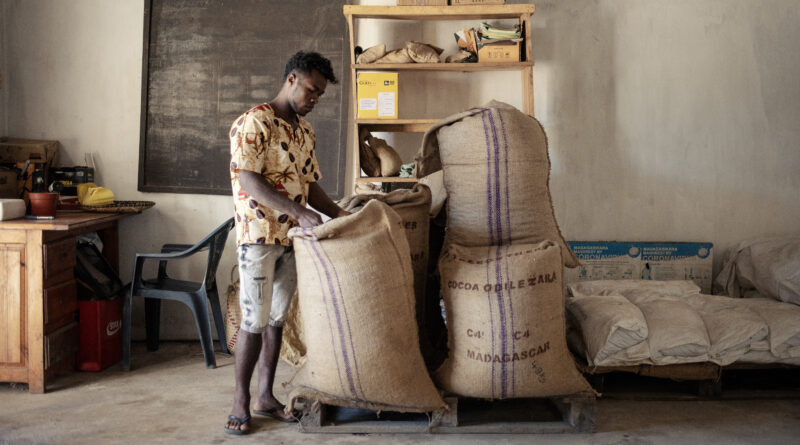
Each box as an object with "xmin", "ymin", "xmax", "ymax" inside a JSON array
[{"xmin": 564, "ymin": 242, "xmax": 714, "ymax": 293}]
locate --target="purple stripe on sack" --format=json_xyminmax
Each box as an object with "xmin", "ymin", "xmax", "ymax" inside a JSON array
[
  {"xmin": 486, "ymin": 110, "xmax": 509, "ymax": 398},
  {"xmin": 497, "ymin": 110, "xmax": 516, "ymax": 395},
  {"xmin": 481, "ymin": 111, "xmax": 497, "ymax": 399},
  {"xmin": 481, "ymin": 111, "xmax": 496, "ymax": 246},
  {"xmin": 305, "ymin": 239, "xmax": 348, "ymax": 396},
  {"xmin": 307, "ymin": 238, "xmax": 360, "ymax": 400},
  {"xmin": 318, "ymin": 242, "xmax": 367, "ymax": 400}
]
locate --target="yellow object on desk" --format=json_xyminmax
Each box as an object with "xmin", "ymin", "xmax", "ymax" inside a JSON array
[{"xmin": 77, "ymin": 182, "xmax": 114, "ymax": 206}]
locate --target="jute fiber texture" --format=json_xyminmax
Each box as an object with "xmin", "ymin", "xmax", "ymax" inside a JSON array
[
  {"xmin": 338, "ymin": 183, "xmax": 432, "ymax": 324},
  {"xmin": 288, "ymin": 200, "xmax": 445, "ymax": 412},
  {"xmin": 435, "ymin": 241, "xmax": 592, "ymax": 399},
  {"xmin": 415, "ymin": 100, "xmax": 578, "ymax": 267},
  {"xmin": 278, "ymin": 289, "xmax": 305, "ymax": 367}
]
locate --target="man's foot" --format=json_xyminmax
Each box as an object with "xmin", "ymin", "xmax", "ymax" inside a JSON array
[
  {"xmin": 253, "ymin": 401, "xmax": 297, "ymax": 423},
  {"xmin": 223, "ymin": 414, "xmax": 251, "ymax": 435}
]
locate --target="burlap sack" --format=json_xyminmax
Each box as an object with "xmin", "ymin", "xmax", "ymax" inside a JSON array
[
  {"xmin": 278, "ymin": 289, "xmax": 306, "ymax": 367},
  {"xmin": 375, "ymin": 48, "xmax": 413, "ymax": 64},
  {"xmin": 358, "ymin": 128, "xmax": 381, "ymax": 177},
  {"xmin": 406, "ymin": 41, "xmax": 443, "ymax": 63},
  {"xmin": 435, "ymin": 241, "xmax": 593, "ymax": 399},
  {"xmin": 415, "ymin": 100, "xmax": 579, "ymax": 268},
  {"xmin": 224, "ymin": 266, "xmax": 241, "ymax": 353},
  {"xmin": 356, "ymin": 44, "xmax": 386, "ymax": 64},
  {"xmin": 287, "ymin": 200, "xmax": 445, "ymax": 412},
  {"xmin": 339, "ymin": 184, "xmax": 432, "ymax": 328},
  {"xmin": 369, "ymin": 135, "xmax": 403, "ymax": 177}
]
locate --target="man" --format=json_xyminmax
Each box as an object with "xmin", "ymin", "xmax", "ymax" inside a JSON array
[{"xmin": 225, "ymin": 51, "xmax": 349, "ymax": 435}]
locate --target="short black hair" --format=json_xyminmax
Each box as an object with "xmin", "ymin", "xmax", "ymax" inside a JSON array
[{"xmin": 284, "ymin": 51, "xmax": 338, "ymax": 84}]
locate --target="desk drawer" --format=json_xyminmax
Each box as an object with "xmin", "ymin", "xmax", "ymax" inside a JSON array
[
  {"xmin": 44, "ymin": 280, "xmax": 77, "ymax": 328},
  {"xmin": 43, "ymin": 237, "xmax": 76, "ymax": 280},
  {"xmin": 44, "ymin": 321, "xmax": 78, "ymax": 370}
]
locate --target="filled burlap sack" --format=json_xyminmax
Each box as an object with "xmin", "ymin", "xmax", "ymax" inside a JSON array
[
  {"xmin": 414, "ymin": 100, "xmax": 579, "ymax": 268},
  {"xmin": 375, "ymin": 48, "xmax": 413, "ymax": 64},
  {"xmin": 287, "ymin": 200, "xmax": 445, "ymax": 412},
  {"xmin": 278, "ymin": 289, "xmax": 306, "ymax": 367},
  {"xmin": 356, "ymin": 44, "xmax": 386, "ymax": 64},
  {"xmin": 435, "ymin": 241, "xmax": 593, "ymax": 399},
  {"xmin": 339, "ymin": 184, "xmax": 432, "ymax": 329},
  {"xmin": 418, "ymin": 170, "xmax": 447, "ymax": 217},
  {"xmin": 406, "ymin": 41, "xmax": 443, "ymax": 63}
]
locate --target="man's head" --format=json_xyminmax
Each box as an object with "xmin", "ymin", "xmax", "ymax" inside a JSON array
[{"xmin": 282, "ymin": 51, "xmax": 338, "ymax": 117}]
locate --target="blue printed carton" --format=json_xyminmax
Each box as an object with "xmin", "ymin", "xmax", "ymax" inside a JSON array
[{"xmin": 565, "ymin": 241, "xmax": 714, "ymax": 293}]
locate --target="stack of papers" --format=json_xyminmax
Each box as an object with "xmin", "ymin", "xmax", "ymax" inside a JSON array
[{"xmin": 477, "ymin": 22, "xmax": 522, "ymax": 44}]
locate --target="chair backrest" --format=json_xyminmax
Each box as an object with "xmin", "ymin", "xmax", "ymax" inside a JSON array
[{"xmin": 201, "ymin": 217, "xmax": 235, "ymax": 288}]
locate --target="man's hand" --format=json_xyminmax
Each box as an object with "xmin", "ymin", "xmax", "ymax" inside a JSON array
[{"xmin": 292, "ymin": 205, "xmax": 323, "ymax": 228}]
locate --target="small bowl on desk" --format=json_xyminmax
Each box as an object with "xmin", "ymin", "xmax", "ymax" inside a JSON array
[{"xmin": 28, "ymin": 192, "xmax": 59, "ymax": 217}]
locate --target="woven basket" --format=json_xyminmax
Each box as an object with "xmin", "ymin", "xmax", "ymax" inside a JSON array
[
  {"xmin": 80, "ymin": 200, "xmax": 155, "ymax": 213},
  {"xmin": 225, "ymin": 266, "xmax": 242, "ymax": 353}
]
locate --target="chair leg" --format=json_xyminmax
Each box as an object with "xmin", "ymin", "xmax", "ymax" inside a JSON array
[
  {"xmin": 144, "ymin": 298, "xmax": 161, "ymax": 352},
  {"xmin": 188, "ymin": 294, "xmax": 217, "ymax": 369},
  {"xmin": 122, "ymin": 289, "xmax": 133, "ymax": 371},
  {"xmin": 207, "ymin": 285, "xmax": 230, "ymax": 355}
]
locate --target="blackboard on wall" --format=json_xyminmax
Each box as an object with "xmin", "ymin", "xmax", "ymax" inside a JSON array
[{"xmin": 139, "ymin": 0, "xmax": 349, "ymax": 197}]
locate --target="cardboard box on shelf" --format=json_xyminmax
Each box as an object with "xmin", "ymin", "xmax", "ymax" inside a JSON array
[
  {"xmin": 477, "ymin": 40, "xmax": 520, "ymax": 62},
  {"xmin": 357, "ymin": 72, "xmax": 398, "ymax": 120},
  {"xmin": 564, "ymin": 241, "xmax": 715, "ymax": 294}
]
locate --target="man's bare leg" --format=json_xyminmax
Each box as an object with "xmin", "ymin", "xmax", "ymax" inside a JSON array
[
  {"xmin": 253, "ymin": 325, "xmax": 294, "ymax": 421},
  {"xmin": 225, "ymin": 331, "xmax": 262, "ymax": 433}
]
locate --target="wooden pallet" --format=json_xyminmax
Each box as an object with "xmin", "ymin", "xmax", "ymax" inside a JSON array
[{"xmin": 297, "ymin": 394, "xmax": 596, "ymax": 434}]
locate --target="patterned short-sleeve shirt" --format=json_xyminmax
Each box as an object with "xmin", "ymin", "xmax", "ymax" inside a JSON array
[{"xmin": 229, "ymin": 103, "xmax": 322, "ymax": 246}]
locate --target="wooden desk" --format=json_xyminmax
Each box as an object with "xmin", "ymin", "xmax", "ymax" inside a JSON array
[{"xmin": 0, "ymin": 212, "xmax": 128, "ymax": 393}]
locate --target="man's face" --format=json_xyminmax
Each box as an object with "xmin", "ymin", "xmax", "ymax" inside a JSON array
[{"xmin": 288, "ymin": 69, "xmax": 328, "ymax": 116}]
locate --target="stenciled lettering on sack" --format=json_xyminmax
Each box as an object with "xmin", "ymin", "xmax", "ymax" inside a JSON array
[
  {"xmin": 403, "ymin": 221, "xmax": 418, "ymax": 231},
  {"xmin": 531, "ymin": 360, "xmax": 546, "ymax": 384},
  {"xmin": 410, "ymin": 251, "xmax": 425, "ymax": 263},
  {"xmin": 446, "ymin": 271, "xmax": 558, "ymax": 293},
  {"xmin": 465, "ymin": 341, "xmax": 550, "ymax": 364}
]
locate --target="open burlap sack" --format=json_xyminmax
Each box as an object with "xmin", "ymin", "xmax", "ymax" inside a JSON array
[
  {"xmin": 278, "ymin": 289, "xmax": 305, "ymax": 367},
  {"xmin": 415, "ymin": 100, "xmax": 579, "ymax": 268},
  {"xmin": 339, "ymin": 184, "xmax": 432, "ymax": 330},
  {"xmin": 287, "ymin": 200, "xmax": 445, "ymax": 412},
  {"xmin": 435, "ymin": 241, "xmax": 593, "ymax": 399}
]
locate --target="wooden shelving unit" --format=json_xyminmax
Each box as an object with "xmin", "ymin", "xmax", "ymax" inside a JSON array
[{"xmin": 343, "ymin": 4, "xmax": 536, "ymax": 191}]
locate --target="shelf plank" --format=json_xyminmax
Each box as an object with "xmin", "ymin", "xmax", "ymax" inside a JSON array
[
  {"xmin": 344, "ymin": 5, "xmax": 535, "ymax": 20},
  {"xmin": 353, "ymin": 62, "xmax": 533, "ymax": 71},
  {"xmin": 356, "ymin": 177, "xmax": 418, "ymax": 183},
  {"xmin": 356, "ymin": 119, "xmax": 438, "ymax": 133}
]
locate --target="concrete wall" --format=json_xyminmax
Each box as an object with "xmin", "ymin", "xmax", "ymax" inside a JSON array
[{"xmin": 3, "ymin": 0, "xmax": 799, "ymax": 338}]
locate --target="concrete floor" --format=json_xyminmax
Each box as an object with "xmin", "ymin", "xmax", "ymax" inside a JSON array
[{"xmin": 2, "ymin": 342, "xmax": 800, "ymax": 445}]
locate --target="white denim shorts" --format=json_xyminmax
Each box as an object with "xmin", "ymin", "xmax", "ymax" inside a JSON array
[{"xmin": 237, "ymin": 244, "xmax": 297, "ymax": 333}]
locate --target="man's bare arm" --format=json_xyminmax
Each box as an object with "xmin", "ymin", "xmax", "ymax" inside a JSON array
[
  {"xmin": 307, "ymin": 182, "xmax": 350, "ymax": 219},
  {"xmin": 239, "ymin": 170, "xmax": 322, "ymax": 228}
]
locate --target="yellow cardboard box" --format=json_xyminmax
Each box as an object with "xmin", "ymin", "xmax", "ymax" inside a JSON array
[
  {"xmin": 477, "ymin": 41, "xmax": 520, "ymax": 63},
  {"xmin": 357, "ymin": 72, "xmax": 398, "ymax": 119}
]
